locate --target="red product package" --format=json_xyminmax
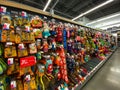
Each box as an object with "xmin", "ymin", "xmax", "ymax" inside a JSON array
[{"xmin": 20, "ymin": 56, "xmax": 36, "ymax": 68}]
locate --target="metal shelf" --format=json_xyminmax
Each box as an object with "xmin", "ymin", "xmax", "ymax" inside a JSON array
[{"xmin": 73, "ymin": 48, "xmax": 117, "ymax": 90}]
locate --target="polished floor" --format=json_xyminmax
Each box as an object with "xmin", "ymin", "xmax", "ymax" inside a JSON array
[{"xmin": 81, "ymin": 48, "xmax": 120, "ymax": 90}]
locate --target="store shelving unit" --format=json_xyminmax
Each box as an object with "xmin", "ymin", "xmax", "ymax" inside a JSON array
[{"xmin": 0, "ymin": 1, "xmax": 117, "ymax": 90}]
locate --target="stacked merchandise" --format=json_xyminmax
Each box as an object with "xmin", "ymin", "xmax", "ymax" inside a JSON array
[{"xmin": 0, "ymin": 6, "xmax": 116, "ymax": 90}]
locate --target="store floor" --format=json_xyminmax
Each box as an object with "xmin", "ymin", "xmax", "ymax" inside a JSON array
[{"xmin": 81, "ymin": 48, "xmax": 120, "ymax": 90}]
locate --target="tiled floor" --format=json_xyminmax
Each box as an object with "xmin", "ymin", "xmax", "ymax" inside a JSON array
[{"xmin": 81, "ymin": 48, "xmax": 120, "ymax": 90}]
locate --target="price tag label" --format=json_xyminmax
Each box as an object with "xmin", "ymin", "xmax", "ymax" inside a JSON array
[
  {"xmin": 18, "ymin": 43, "xmax": 25, "ymax": 49},
  {"xmin": 21, "ymin": 11, "xmax": 27, "ymax": 17},
  {"xmin": 8, "ymin": 58, "xmax": 14, "ymax": 65},
  {"xmin": 25, "ymin": 26, "xmax": 30, "ymax": 32},
  {"xmin": 6, "ymin": 42, "xmax": 13, "ymax": 46},
  {"xmin": 3, "ymin": 23, "xmax": 10, "ymax": 30},
  {"xmin": 0, "ymin": 6, "xmax": 6, "ymax": 13},
  {"xmin": 10, "ymin": 80, "xmax": 16, "ymax": 89},
  {"xmin": 25, "ymin": 75, "xmax": 31, "ymax": 82}
]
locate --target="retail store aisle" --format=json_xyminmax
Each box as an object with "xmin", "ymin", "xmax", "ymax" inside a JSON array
[{"xmin": 81, "ymin": 48, "xmax": 120, "ymax": 90}]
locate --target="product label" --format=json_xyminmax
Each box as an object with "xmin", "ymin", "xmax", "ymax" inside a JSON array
[
  {"xmin": 10, "ymin": 80, "xmax": 16, "ymax": 89},
  {"xmin": 8, "ymin": 58, "xmax": 14, "ymax": 65},
  {"xmin": 25, "ymin": 26, "xmax": 30, "ymax": 32},
  {"xmin": 21, "ymin": 11, "xmax": 27, "ymax": 17},
  {"xmin": 6, "ymin": 42, "xmax": 13, "ymax": 46},
  {"xmin": 3, "ymin": 23, "xmax": 10, "ymax": 30},
  {"xmin": 18, "ymin": 43, "xmax": 25, "ymax": 49},
  {"xmin": 20, "ymin": 56, "xmax": 36, "ymax": 68},
  {"xmin": 0, "ymin": 6, "xmax": 6, "ymax": 13},
  {"xmin": 25, "ymin": 75, "xmax": 31, "ymax": 82}
]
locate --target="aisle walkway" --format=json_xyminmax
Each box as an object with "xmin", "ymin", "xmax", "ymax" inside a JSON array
[{"xmin": 81, "ymin": 48, "xmax": 120, "ymax": 90}]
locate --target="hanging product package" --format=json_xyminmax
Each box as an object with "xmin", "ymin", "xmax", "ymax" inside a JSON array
[
  {"xmin": 0, "ymin": 76, "xmax": 7, "ymax": 90},
  {"xmin": 7, "ymin": 58, "xmax": 20, "ymax": 76},
  {"xmin": 0, "ymin": 57, "xmax": 7, "ymax": 75},
  {"xmin": 36, "ymin": 39, "xmax": 42, "ymax": 50},
  {"xmin": 31, "ymin": 16, "xmax": 43, "ymax": 28},
  {"xmin": 16, "ymin": 80, "xmax": 24, "ymax": 90},
  {"xmin": 33, "ymin": 29, "xmax": 43, "ymax": 38},
  {"xmin": 4, "ymin": 43, "xmax": 17, "ymax": 58},
  {"xmin": 18, "ymin": 43, "xmax": 28, "ymax": 57},
  {"xmin": 23, "ymin": 74, "xmax": 37, "ymax": 90},
  {"xmin": 15, "ymin": 27, "xmax": 22, "ymax": 44},
  {"xmin": 1, "ymin": 14, "xmax": 15, "ymax": 42},
  {"xmin": 29, "ymin": 43, "xmax": 37, "ymax": 54},
  {"xmin": 1, "ymin": 14, "xmax": 11, "ymax": 24},
  {"xmin": 1, "ymin": 24, "xmax": 15, "ymax": 42}
]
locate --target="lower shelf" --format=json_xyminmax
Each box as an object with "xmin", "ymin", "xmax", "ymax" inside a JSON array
[{"xmin": 73, "ymin": 48, "xmax": 117, "ymax": 90}]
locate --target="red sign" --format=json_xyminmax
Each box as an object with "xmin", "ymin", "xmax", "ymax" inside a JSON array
[{"xmin": 20, "ymin": 56, "xmax": 36, "ymax": 68}]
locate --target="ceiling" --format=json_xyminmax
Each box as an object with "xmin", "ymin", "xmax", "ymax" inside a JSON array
[{"xmin": 10, "ymin": 0, "xmax": 120, "ymax": 20}]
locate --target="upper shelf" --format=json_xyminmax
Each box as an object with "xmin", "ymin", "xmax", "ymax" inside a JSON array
[
  {"xmin": 0, "ymin": 1, "xmax": 80, "ymax": 25},
  {"xmin": 0, "ymin": 0, "xmax": 107, "ymax": 33}
]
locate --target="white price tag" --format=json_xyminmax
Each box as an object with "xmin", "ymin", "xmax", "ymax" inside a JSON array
[
  {"xmin": 8, "ymin": 58, "xmax": 14, "ymax": 65},
  {"xmin": 18, "ymin": 43, "xmax": 25, "ymax": 49},
  {"xmin": 25, "ymin": 75, "xmax": 31, "ymax": 82},
  {"xmin": 6, "ymin": 42, "xmax": 12, "ymax": 46},
  {"xmin": 11, "ymin": 81, "xmax": 16, "ymax": 89}
]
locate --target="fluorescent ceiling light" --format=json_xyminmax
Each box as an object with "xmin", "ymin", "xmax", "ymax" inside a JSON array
[
  {"xmin": 101, "ymin": 23, "xmax": 120, "ymax": 29},
  {"xmin": 87, "ymin": 13, "xmax": 120, "ymax": 25},
  {"xmin": 43, "ymin": 0, "xmax": 52, "ymax": 11},
  {"xmin": 72, "ymin": 0, "xmax": 114, "ymax": 21}
]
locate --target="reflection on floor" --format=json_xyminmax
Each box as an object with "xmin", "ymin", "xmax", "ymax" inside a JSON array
[{"xmin": 81, "ymin": 48, "xmax": 120, "ymax": 90}]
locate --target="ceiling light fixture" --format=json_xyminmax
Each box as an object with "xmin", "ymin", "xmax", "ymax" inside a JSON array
[
  {"xmin": 43, "ymin": 0, "xmax": 52, "ymax": 11},
  {"xmin": 101, "ymin": 23, "xmax": 120, "ymax": 29},
  {"xmin": 72, "ymin": 0, "xmax": 114, "ymax": 21},
  {"xmin": 87, "ymin": 13, "xmax": 120, "ymax": 25}
]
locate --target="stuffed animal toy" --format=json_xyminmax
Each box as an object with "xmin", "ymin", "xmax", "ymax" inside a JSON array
[
  {"xmin": 56, "ymin": 25, "xmax": 63, "ymax": 42},
  {"xmin": 51, "ymin": 38, "xmax": 56, "ymax": 51},
  {"xmin": 44, "ymin": 55, "xmax": 53, "ymax": 74},
  {"xmin": 49, "ymin": 21, "xmax": 57, "ymax": 37},
  {"xmin": 29, "ymin": 43, "xmax": 37, "ymax": 54},
  {"xmin": 67, "ymin": 40, "xmax": 72, "ymax": 54},
  {"xmin": 42, "ymin": 39, "xmax": 49, "ymax": 52},
  {"xmin": 18, "ymin": 44, "xmax": 28, "ymax": 57},
  {"xmin": 36, "ymin": 39, "xmax": 42, "ymax": 50},
  {"xmin": 31, "ymin": 16, "xmax": 43, "ymax": 28},
  {"xmin": 33, "ymin": 29, "xmax": 43, "ymax": 38},
  {"xmin": 43, "ymin": 22, "xmax": 51, "ymax": 38}
]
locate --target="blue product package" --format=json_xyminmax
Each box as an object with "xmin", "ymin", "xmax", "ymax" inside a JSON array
[{"xmin": 63, "ymin": 29, "xmax": 67, "ymax": 49}]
